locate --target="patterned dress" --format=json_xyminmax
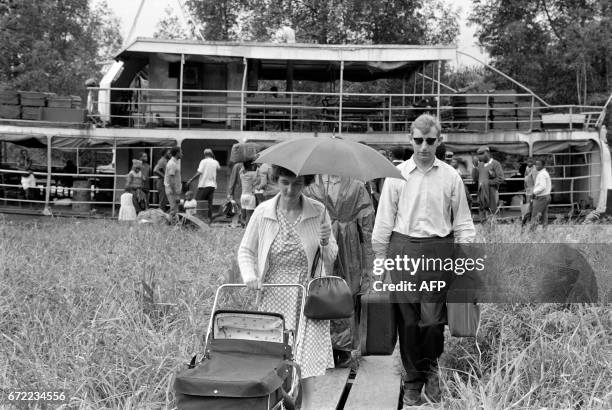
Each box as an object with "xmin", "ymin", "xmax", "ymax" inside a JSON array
[{"xmin": 259, "ymin": 208, "xmax": 334, "ymax": 379}]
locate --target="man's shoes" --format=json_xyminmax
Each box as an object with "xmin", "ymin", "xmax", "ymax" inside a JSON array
[
  {"xmin": 423, "ymin": 371, "xmax": 442, "ymax": 403},
  {"xmin": 402, "ymin": 388, "xmax": 422, "ymax": 407}
]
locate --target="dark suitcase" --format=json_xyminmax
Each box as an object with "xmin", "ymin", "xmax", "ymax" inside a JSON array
[{"xmin": 358, "ymin": 292, "xmax": 397, "ymax": 355}]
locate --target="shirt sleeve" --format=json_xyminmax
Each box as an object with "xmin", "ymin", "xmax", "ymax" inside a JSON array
[
  {"xmin": 492, "ymin": 161, "xmax": 505, "ymax": 186},
  {"xmin": 451, "ymin": 173, "xmax": 476, "ymax": 243},
  {"xmin": 533, "ymin": 172, "xmax": 545, "ymax": 195},
  {"xmin": 197, "ymin": 160, "xmax": 205, "ymax": 174},
  {"xmin": 371, "ymin": 178, "xmax": 398, "ymax": 259},
  {"xmin": 237, "ymin": 207, "xmax": 261, "ymax": 283}
]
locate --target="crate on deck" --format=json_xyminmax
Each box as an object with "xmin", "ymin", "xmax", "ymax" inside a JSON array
[
  {"xmin": 0, "ymin": 89, "xmax": 19, "ymax": 105},
  {"xmin": 0, "ymin": 104, "xmax": 21, "ymax": 119},
  {"xmin": 19, "ymin": 91, "xmax": 46, "ymax": 107}
]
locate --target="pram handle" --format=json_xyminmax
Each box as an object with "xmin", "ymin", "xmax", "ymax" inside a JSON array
[{"xmin": 205, "ymin": 283, "xmax": 307, "ymax": 350}]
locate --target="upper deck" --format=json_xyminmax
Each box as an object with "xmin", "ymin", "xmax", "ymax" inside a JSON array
[{"xmin": 0, "ymin": 38, "xmax": 606, "ymax": 142}]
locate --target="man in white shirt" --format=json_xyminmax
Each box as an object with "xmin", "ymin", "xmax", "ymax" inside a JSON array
[
  {"xmin": 372, "ymin": 114, "xmax": 475, "ymax": 406},
  {"xmin": 187, "ymin": 148, "xmax": 220, "ymax": 224},
  {"xmin": 530, "ymin": 158, "xmax": 551, "ymax": 230}
]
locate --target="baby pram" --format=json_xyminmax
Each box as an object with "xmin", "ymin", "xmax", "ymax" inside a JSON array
[{"xmin": 174, "ymin": 283, "xmax": 305, "ymax": 409}]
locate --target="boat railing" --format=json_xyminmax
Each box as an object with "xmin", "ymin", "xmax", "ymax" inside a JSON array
[{"xmin": 74, "ymin": 87, "xmax": 607, "ymax": 133}]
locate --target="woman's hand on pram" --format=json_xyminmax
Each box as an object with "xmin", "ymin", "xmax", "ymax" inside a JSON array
[{"xmin": 245, "ymin": 278, "xmax": 261, "ymax": 290}]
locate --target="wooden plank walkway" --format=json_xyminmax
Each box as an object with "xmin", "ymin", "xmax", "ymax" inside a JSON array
[
  {"xmin": 344, "ymin": 355, "xmax": 402, "ymax": 410},
  {"xmin": 308, "ymin": 367, "xmax": 351, "ymax": 410}
]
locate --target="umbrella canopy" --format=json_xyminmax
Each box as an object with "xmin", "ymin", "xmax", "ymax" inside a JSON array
[{"xmin": 254, "ymin": 136, "xmax": 403, "ymax": 181}]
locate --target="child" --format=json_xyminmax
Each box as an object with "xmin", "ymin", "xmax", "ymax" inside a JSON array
[
  {"xmin": 20, "ymin": 169, "xmax": 37, "ymax": 207},
  {"xmin": 118, "ymin": 188, "xmax": 137, "ymax": 221},
  {"xmin": 183, "ymin": 190, "xmax": 197, "ymax": 216}
]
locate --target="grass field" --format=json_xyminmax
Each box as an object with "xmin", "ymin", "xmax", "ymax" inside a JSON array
[{"xmin": 0, "ymin": 216, "xmax": 611, "ymax": 409}]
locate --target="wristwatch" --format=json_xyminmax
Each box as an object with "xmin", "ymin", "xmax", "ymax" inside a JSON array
[{"xmin": 320, "ymin": 238, "xmax": 329, "ymax": 247}]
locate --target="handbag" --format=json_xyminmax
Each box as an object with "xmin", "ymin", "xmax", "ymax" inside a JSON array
[{"xmin": 303, "ymin": 247, "xmax": 353, "ymax": 320}]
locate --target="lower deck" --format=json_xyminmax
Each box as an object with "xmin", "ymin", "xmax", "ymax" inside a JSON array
[{"xmin": 0, "ymin": 126, "xmax": 610, "ymax": 219}]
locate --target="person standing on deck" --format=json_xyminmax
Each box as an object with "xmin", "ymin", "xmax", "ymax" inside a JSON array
[
  {"xmin": 154, "ymin": 149, "xmax": 172, "ymax": 211},
  {"xmin": 228, "ymin": 161, "xmax": 244, "ymax": 228},
  {"xmin": 139, "ymin": 152, "xmax": 151, "ymax": 202},
  {"xmin": 164, "ymin": 147, "xmax": 182, "ymax": 217},
  {"xmin": 256, "ymin": 162, "xmax": 280, "ymax": 202},
  {"xmin": 372, "ymin": 114, "xmax": 475, "ymax": 406},
  {"xmin": 531, "ymin": 158, "xmax": 551, "ymax": 230},
  {"xmin": 521, "ymin": 157, "xmax": 537, "ymax": 226},
  {"xmin": 187, "ymin": 148, "xmax": 220, "ymax": 225},
  {"xmin": 472, "ymin": 146, "xmax": 504, "ymax": 220}
]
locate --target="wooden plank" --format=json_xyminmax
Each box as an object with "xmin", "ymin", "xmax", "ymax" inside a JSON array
[
  {"xmin": 309, "ymin": 368, "xmax": 351, "ymax": 410},
  {"xmin": 344, "ymin": 355, "xmax": 402, "ymax": 410}
]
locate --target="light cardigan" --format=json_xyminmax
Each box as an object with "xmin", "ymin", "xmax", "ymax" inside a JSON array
[{"xmin": 238, "ymin": 193, "xmax": 338, "ymax": 284}]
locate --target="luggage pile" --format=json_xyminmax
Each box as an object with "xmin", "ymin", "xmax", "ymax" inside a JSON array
[
  {"xmin": 0, "ymin": 89, "xmax": 84, "ymax": 122},
  {"xmin": 451, "ymin": 90, "xmax": 542, "ymax": 132}
]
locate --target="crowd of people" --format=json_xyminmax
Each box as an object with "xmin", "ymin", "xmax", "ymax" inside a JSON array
[{"xmin": 234, "ymin": 114, "xmax": 554, "ymax": 406}]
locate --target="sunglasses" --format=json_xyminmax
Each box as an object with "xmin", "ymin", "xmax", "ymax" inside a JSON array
[{"xmin": 412, "ymin": 137, "xmax": 438, "ymax": 145}]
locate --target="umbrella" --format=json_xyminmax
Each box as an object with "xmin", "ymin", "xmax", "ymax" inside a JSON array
[{"xmin": 254, "ymin": 135, "xmax": 403, "ymax": 181}]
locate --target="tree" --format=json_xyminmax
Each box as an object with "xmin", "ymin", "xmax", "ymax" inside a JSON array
[
  {"xmin": 470, "ymin": 0, "xmax": 611, "ymax": 104},
  {"xmin": 184, "ymin": 0, "xmax": 459, "ymax": 45},
  {"xmin": 185, "ymin": 0, "xmax": 245, "ymax": 41},
  {"xmin": 0, "ymin": 0, "xmax": 122, "ymax": 97},
  {"xmin": 153, "ymin": 5, "xmax": 199, "ymax": 40}
]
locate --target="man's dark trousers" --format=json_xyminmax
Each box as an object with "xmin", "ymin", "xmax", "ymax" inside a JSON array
[
  {"xmin": 197, "ymin": 186, "xmax": 215, "ymax": 221},
  {"xmin": 387, "ymin": 231, "xmax": 453, "ymax": 390}
]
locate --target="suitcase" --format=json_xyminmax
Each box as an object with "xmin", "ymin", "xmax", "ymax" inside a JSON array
[
  {"xmin": 446, "ymin": 302, "xmax": 480, "ymax": 337},
  {"xmin": 358, "ymin": 292, "xmax": 397, "ymax": 355}
]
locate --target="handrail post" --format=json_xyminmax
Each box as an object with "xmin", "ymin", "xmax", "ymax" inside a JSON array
[
  {"xmin": 178, "ymin": 53, "xmax": 184, "ymax": 130},
  {"xmin": 569, "ymin": 106, "xmax": 573, "ymax": 131},
  {"xmin": 43, "ymin": 135, "xmax": 52, "ymax": 215},
  {"xmin": 339, "ymin": 60, "xmax": 344, "ymax": 136},
  {"xmin": 290, "ymin": 93, "xmax": 293, "ymax": 132},
  {"xmin": 240, "ymin": 57, "xmax": 247, "ymax": 131}
]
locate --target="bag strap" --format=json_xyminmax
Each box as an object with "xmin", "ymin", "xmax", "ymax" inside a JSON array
[{"xmin": 310, "ymin": 246, "xmax": 322, "ymax": 279}]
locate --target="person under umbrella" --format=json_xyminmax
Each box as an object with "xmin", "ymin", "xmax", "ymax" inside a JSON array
[{"xmin": 238, "ymin": 165, "xmax": 337, "ymax": 408}]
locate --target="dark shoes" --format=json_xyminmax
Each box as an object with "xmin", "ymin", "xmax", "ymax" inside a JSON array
[
  {"xmin": 423, "ymin": 371, "xmax": 442, "ymax": 403},
  {"xmin": 402, "ymin": 388, "xmax": 422, "ymax": 407}
]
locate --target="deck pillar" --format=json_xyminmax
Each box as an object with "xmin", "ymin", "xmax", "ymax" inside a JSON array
[
  {"xmin": 240, "ymin": 57, "xmax": 247, "ymax": 131},
  {"xmin": 436, "ymin": 60, "xmax": 441, "ymax": 122},
  {"xmin": 338, "ymin": 60, "xmax": 344, "ymax": 135},
  {"xmin": 43, "ymin": 135, "xmax": 52, "ymax": 215},
  {"xmin": 111, "ymin": 138, "xmax": 118, "ymax": 218},
  {"xmin": 178, "ymin": 53, "xmax": 184, "ymax": 130}
]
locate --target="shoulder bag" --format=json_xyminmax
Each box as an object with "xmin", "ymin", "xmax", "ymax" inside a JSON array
[{"xmin": 303, "ymin": 247, "xmax": 353, "ymax": 320}]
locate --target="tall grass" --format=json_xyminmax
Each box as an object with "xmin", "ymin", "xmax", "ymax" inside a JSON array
[{"xmin": 0, "ymin": 217, "xmax": 610, "ymax": 409}]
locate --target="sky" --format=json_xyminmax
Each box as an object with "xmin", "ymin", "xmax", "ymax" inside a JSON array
[{"xmin": 98, "ymin": 0, "xmax": 487, "ymax": 66}]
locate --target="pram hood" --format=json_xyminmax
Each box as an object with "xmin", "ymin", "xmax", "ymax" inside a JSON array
[{"xmin": 174, "ymin": 339, "xmax": 293, "ymax": 398}]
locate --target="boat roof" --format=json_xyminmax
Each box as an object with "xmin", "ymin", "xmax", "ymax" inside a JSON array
[
  {"xmin": 117, "ymin": 38, "xmax": 457, "ymax": 62},
  {"xmin": 116, "ymin": 38, "xmax": 457, "ymax": 82}
]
